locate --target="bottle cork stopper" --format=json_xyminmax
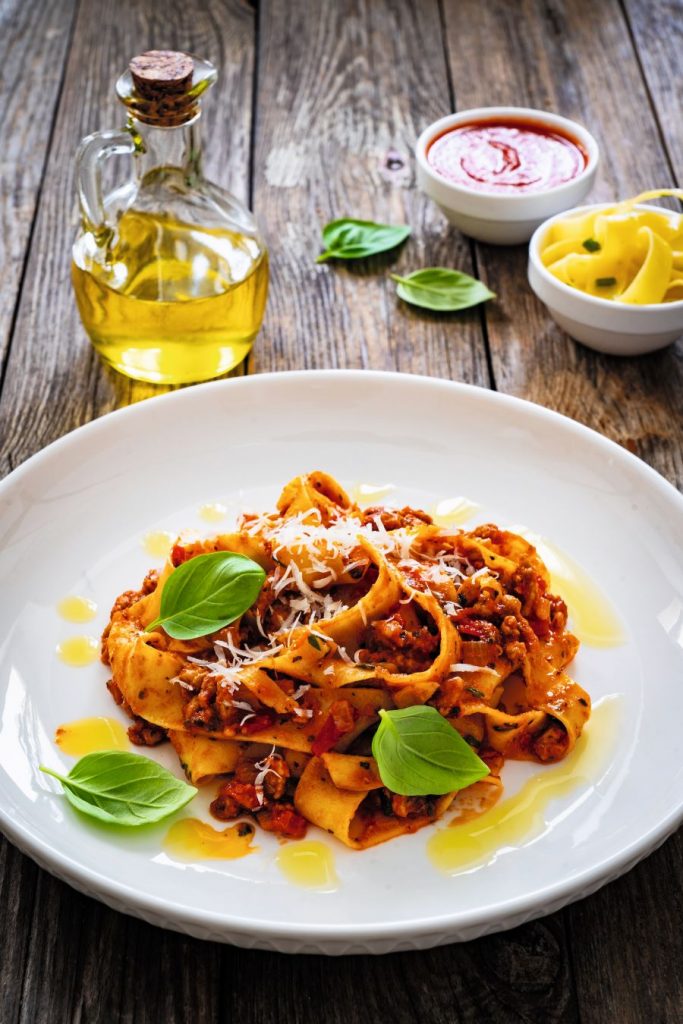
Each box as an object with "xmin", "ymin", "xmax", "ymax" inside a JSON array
[{"xmin": 129, "ymin": 50, "xmax": 194, "ymax": 99}]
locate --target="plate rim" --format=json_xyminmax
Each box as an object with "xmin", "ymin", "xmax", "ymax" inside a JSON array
[{"xmin": 1, "ymin": 369, "xmax": 682, "ymax": 947}]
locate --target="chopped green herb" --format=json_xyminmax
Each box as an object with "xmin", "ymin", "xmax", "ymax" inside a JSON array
[
  {"xmin": 465, "ymin": 686, "xmax": 485, "ymax": 698},
  {"xmin": 307, "ymin": 634, "xmax": 323, "ymax": 651},
  {"xmin": 582, "ymin": 237, "xmax": 601, "ymax": 252},
  {"xmin": 595, "ymin": 276, "xmax": 617, "ymax": 287}
]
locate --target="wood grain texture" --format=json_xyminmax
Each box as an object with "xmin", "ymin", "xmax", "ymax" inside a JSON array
[
  {"xmin": 442, "ymin": 2, "xmax": 683, "ymax": 1021},
  {"xmin": 250, "ymin": 0, "xmax": 490, "ymax": 383},
  {"xmin": 0, "ymin": 2, "xmax": 255, "ymax": 1020},
  {"xmin": 441, "ymin": 0, "xmax": 683, "ymax": 490},
  {"xmin": 0, "ymin": 1, "xmax": 681, "ymax": 1021},
  {"xmin": 0, "ymin": 0, "xmax": 76, "ymax": 375},
  {"xmin": 622, "ymin": 0, "xmax": 683, "ymax": 179},
  {"xmin": 0, "ymin": 0, "xmax": 255, "ymax": 478},
  {"xmin": 565, "ymin": 834, "xmax": 683, "ymax": 1024}
]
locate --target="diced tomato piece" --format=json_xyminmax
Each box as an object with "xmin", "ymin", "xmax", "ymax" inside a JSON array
[
  {"xmin": 221, "ymin": 780, "xmax": 261, "ymax": 812},
  {"xmin": 455, "ymin": 618, "xmax": 498, "ymax": 641},
  {"xmin": 239, "ymin": 712, "xmax": 277, "ymax": 735},
  {"xmin": 171, "ymin": 543, "xmax": 190, "ymax": 567},
  {"xmin": 260, "ymin": 804, "xmax": 308, "ymax": 839},
  {"xmin": 527, "ymin": 616, "xmax": 550, "ymax": 639},
  {"xmin": 311, "ymin": 700, "xmax": 358, "ymax": 756}
]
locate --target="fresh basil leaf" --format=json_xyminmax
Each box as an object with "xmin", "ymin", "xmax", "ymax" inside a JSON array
[
  {"xmin": 147, "ymin": 551, "xmax": 265, "ymax": 640},
  {"xmin": 40, "ymin": 751, "xmax": 197, "ymax": 826},
  {"xmin": 391, "ymin": 267, "xmax": 495, "ymax": 312},
  {"xmin": 371, "ymin": 706, "xmax": 489, "ymax": 796},
  {"xmin": 317, "ymin": 218, "xmax": 411, "ymax": 262}
]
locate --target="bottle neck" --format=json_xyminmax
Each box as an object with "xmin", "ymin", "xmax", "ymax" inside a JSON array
[{"xmin": 129, "ymin": 115, "xmax": 203, "ymax": 184}]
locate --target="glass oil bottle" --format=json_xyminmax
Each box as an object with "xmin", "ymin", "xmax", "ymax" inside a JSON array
[{"xmin": 72, "ymin": 50, "xmax": 268, "ymax": 384}]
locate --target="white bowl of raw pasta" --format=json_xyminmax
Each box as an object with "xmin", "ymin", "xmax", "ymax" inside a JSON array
[{"xmin": 528, "ymin": 191, "xmax": 683, "ymax": 355}]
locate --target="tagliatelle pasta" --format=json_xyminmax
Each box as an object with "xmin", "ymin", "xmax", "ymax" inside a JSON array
[
  {"xmin": 541, "ymin": 189, "xmax": 683, "ymax": 303},
  {"xmin": 102, "ymin": 472, "xmax": 591, "ymax": 849}
]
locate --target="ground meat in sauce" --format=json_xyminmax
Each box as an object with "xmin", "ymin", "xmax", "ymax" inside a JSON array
[
  {"xmin": 361, "ymin": 505, "xmax": 433, "ymax": 530},
  {"xmin": 106, "ymin": 678, "xmax": 167, "ymax": 745},
  {"xmin": 183, "ymin": 674, "xmax": 241, "ymax": 731},
  {"xmin": 532, "ymin": 723, "xmax": 568, "ymax": 762},
  {"xmin": 127, "ymin": 718, "xmax": 167, "ymax": 746},
  {"xmin": 210, "ymin": 754, "xmax": 307, "ymax": 838},
  {"xmin": 358, "ymin": 605, "xmax": 438, "ymax": 672},
  {"xmin": 361, "ymin": 789, "xmax": 437, "ymax": 822},
  {"xmin": 389, "ymin": 793, "xmax": 435, "ymax": 818}
]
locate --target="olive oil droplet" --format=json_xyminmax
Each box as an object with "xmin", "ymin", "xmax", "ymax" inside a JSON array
[
  {"xmin": 198, "ymin": 502, "xmax": 227, "ymax": 523},
  {"xmin": 432, "ymin": 496, "xmax": 480, "ymax": 527},
  {"xmin": 56, "ymin": 635, "xmax": 99, "ymax": 667},
  {"xmin": 55, "ymin": 716, "xmax": 129, "ymax": 756},
  {"xmin": 351, "ymin": 482, "xmax": 396, "ymax": 506},
  {"xmin": 57, "ymin": 595, "xmax": 98, "ymax": 623},
  {"xmin": 164, "ymin": 818, "xmax": 257, "ymax": 860},
  {"xmin": 142, "ymin": 531, "xmax": 174, "ymax": 558},
  {"xmin": 277, "ymin": 841, "xmax": 338, "ymax": 890}
]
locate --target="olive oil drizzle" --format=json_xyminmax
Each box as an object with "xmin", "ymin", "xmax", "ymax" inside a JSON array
[
  {"xmin": 428, "ymin": 698, "xmax": 619, "ymax": 875},
  {"xmin": 55, "ymin": 716, "xmax": 129, "ymax": 756},
  {"xmin": 164, "ymin": 818, "xmax": 257, "ymax": 861},
  {"xmin": 516, "ymin": 528, "xmax": 625, "ymax": 647}
]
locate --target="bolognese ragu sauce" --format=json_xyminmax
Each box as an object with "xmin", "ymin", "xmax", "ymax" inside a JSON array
[{"xmin": 427, "ymin": 119, "xmax": 588, "ymax": 194}]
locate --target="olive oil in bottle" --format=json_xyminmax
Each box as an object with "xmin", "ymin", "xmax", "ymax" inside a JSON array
[{"xmin": 72, "ymin": 50, "xmax": 268, "ymax": 384}]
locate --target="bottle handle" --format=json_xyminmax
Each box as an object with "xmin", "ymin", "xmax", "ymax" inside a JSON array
[{"xmin": 75, "ymin": 129, "xmax": 137, "ymax": 243}]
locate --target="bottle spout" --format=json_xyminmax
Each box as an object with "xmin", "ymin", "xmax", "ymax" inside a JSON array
[{"xmin": 116, "ymin": 51, "xmax": 217, "ymax": 127}]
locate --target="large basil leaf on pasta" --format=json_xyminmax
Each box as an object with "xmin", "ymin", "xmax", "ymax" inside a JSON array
[
  {"xmin": 372, "ymin": 707, "xmax": 489, "ymax": 796},
  {"xmin": 147, "ymin": 551, "xmax": 266, "ymax": 639},
  {"xmin": 40, "ymin": 751, "xmax": 197, "ymax": 826}
]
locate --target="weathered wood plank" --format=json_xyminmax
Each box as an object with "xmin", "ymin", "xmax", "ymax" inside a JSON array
[
  {"xmin": 220, "ymin": 916, "xmax": 577, "ymax": 1024},
  {"xmin": 0, "ymin": 0, "xmax": 255, "ymax": 477},
  {"xmin": 440, "ymin": 1, "xmax": 683, "ymax": 1020},
  {"xmin": 441, "ymin": 0, "xmax": 683, "ymax": 489},
  {"xmin": 564, "ymin": 832, "xmax": 683, "ymax": 1024},
  {"xmin": 622, "ymin": 0, "xmax": 683, "ymax": 179},
  {"xmin": 250, "ymin": 0, "xmax": 490, "ymax": 382},
  {"xmin": 0, "ymin": 0, "xmax": 77, "ymax": 377},
  {"xmin": 0, "ymin": 1, "xmax": 256, "ymax": 1020}
]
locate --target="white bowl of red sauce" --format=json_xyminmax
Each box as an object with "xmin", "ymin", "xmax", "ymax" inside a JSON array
[{"xmin": 416, "ymin": 107, "xmax": 599, "ymax": 245}]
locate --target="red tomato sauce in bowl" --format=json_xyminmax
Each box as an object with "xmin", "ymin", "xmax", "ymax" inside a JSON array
[{"xmin": 427, "ymin": 119, "xmax": 588, "ymax": 194}]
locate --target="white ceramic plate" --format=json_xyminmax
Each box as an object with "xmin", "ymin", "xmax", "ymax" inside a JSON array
[{"xmin": 0, "ymin": 371, "xmax": 681, "ymax": 955}]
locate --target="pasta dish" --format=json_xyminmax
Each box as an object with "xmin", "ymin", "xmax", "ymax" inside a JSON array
[{"xmin": 103, "ymin": 472, "xmax": 591, "ymax": 848}]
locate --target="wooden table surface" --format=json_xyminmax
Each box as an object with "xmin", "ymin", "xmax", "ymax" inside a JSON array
[{"xmin": 1, "ymin": 0, "xmax": 681, "ymax": 1020}]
